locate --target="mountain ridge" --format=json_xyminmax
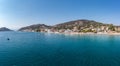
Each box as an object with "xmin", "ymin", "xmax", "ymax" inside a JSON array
[
  {"xmin": 19, "ymin": 24, "xmax": 51, "ymax": 31},
  {"xmin": 0, "ymin": 27, "xmax": 12, "ymax": 31},
  {"xmin": 18, "ymin": 19, "xmax": 119, "ymax": 32}
]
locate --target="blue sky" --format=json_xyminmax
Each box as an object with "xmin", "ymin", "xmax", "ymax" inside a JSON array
[{"xmin": 0, "ymin": 0, "xmax": 120, "ymax": 29}]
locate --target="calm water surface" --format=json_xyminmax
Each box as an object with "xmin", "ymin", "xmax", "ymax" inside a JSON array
[{"xmin": 0, "ymin": 31, "xmax": 120, "ymax": 66}]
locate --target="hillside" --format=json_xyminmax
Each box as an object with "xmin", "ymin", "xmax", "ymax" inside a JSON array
[
  {"xmin": 18, "ymin": 19, "xmax": 113, "ymax": 32},
  {"xmin": 53, "ymin": 19, "xmax": 108, "ymax": 29},
  {"xmin": 19, "ymin": 24, "xmax": 51, "ymax": 31},
  {"xmin": 0, "ymin": 27, "xmax": 12, "ymax": 31}
]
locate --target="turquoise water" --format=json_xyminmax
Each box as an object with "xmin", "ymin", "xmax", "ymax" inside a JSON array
[{"xmin": 0, "ymin": 31, "xmax": 120, "ymax": 66}]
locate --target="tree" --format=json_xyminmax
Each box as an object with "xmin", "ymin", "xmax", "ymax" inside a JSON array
[{"xmin": 108, "ymin": 24, "xmax": 115, "ymax": 31}]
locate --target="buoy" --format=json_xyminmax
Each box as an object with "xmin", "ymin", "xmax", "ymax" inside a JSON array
[{"xmin": 7, "ymin": 38, "xmax": 10, "ymax": 40}]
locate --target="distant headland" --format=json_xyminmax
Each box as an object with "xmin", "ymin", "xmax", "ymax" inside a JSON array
[{"xmin": 0, "ymin": 27, "xmax": 12, "ymax": 31}]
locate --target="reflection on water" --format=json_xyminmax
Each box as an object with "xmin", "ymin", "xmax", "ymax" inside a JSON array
[{"xmin": 0, "ymin": 32, "xmax": 120, "ymax": 66}]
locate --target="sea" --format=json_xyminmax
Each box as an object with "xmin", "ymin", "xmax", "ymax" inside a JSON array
[{"xmin": 0, "ymin": 31, "xmax": 120, "ymax": 66}]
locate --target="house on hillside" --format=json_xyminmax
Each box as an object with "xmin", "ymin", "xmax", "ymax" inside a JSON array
[
  {"xmin": 100, "ymin": 26, "xmax": 109, "ymax": 32},
  {"xmin": 64, "ymin": 29, "xmax": 73, "ymax": 33},
  {"xmin": 115, "ymin": 26, "xmax": 120, "ymax": 32},
  {"xmin": 73, "ymin": 27, "xmax": 78, "ymax": 32}
]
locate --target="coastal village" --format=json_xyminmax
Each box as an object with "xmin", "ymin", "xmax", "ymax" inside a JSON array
[
  {"xmin": 21, "ymin": 25, "xmax": 120, "ymax": 34},
  {"xmin": 19, "ymin": 20, "xmax": 120, "ymax": 34}
]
